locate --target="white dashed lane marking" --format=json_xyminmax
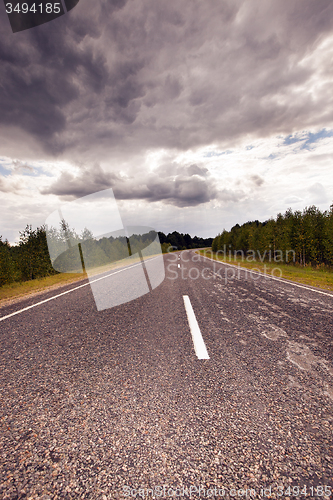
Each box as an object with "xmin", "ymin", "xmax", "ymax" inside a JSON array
[{"xmin": 183, "ymin": 295, "xmax": 210, "ymax": 360}]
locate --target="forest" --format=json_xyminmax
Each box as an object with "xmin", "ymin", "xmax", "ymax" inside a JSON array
[
  {"xmin": 0, "ymin": 225, "xmax": 213, "ymax": 287},
  {"xmin": 158, "ymin": 231, "xmax": 213, "ymax": 251},
  {"xmin": 212, "ymin": 205, "xmax": 333, "ymax": 267}
]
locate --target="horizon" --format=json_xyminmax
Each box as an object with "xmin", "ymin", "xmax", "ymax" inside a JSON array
[{"xmin": 3, "ymin": 199, "xmax": 333, "ymax": 247}]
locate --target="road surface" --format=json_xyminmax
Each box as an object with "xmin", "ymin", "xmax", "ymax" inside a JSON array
[{"xmin": 0, "ymin": 251, "xmax": 333, "ymax": 499}]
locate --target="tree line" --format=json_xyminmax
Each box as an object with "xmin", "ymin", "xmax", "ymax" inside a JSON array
[
  {"xmin": 212, "ymin": 204, "xmax": 333, "ymax": 267},
  {"xmin": 158, "ymin": 231, "xmax": 213, "ymax": 251},
  {"xmin": 0, "ymin": 225, "xmax": 213, "ymax": 287},
  {"xmin": 51, "ymin": 224, "xmax": 162, "ymax": 273}
]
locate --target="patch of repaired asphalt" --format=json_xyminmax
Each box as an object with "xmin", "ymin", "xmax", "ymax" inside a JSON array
[{"xmin": 248, "ymin": 314, "xmax": 288, "ymax": 340}]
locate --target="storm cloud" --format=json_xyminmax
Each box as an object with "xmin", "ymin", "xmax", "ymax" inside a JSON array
[
  {"xmin": 1, "ymin": 0, "xmax": 333, "ymax": 158},
  {"xmin": 41, "ymin": 162, "xmax": 218, "ymax": 207}
]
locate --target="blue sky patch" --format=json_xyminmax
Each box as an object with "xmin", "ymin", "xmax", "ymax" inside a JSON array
[
  {"xmin": 267, "ymin": 153, "xmax": 278, "ymax": 160},
  {"xmin": 301, "ymin": 129, "xmax": 333, "ymax": 150},
  {"xmin": 0, "ymin": 164, "xmax": 10, "ymax": 176},
  {"xmin": 283, "ymin": 128, "xmax": 333, "ymax": 149},
  {"xmin": 283, "ymin": 134, "xmax": 303, "ymax": 145},
  {"xmin": 203, "ymin": 150, "xmax": 233, "ymax": 157}
]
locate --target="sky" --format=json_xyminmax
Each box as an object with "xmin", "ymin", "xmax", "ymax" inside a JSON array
[{"xmin": 1, "ymin": 0, "xmax": 333, "ymax": 244}]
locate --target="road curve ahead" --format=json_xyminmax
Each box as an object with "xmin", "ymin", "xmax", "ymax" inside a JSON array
[{"xmin": 1, "ymin": 250, "xmax": 333, "ymax": 499}]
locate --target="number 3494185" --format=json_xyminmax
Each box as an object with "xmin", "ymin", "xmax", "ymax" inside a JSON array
[
  {"xmin": 277, "ymin": 485, "xmax": 332, "ymax": 497},
  {"xmin": 5, "ymin": 3, "xmax": 62, "ymax": 14}
]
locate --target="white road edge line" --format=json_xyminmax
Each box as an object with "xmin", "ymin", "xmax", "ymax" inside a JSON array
[
  {"xmin": 198, "ymin": 252, "xmax": 333, "ymax": 298},
  {"xmin": 0, "ymin": 256, "xmax": 161, "ymax": 322},
  {"xmin": 183, "ymin": 295, "xmax": 210, "ymax": 360}
]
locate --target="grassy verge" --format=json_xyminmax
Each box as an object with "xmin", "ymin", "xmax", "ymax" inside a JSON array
[
  {"xmin": 0, "ymin": 253, "xmax": 163, "ymax": 305},
  {"xmin": 0, "ymin": 272, "xmax": 87, "ymax": 305},
  {"xmin": 198, "ymin": 249, "xmax": 333, "ymax": 292},
  {"xmin": 4, "ymin": 248, "xmax": 332, "ymax": 304}
]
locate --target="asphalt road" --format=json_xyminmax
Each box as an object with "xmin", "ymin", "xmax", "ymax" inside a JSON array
[{"xmin": 1, "ymin": 251, "xmax": 333, "ymax": 500}]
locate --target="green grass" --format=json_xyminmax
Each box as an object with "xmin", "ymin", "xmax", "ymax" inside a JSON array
[
  {"xmin": 0, "ymin": 252, "xmax": 162, "ymax": 305},
  {"xmin": 198, "ymin": 249, "xmax": 333, "ymax": 292},
  {"xmin": 0, "ymin": 272, "xmax": 87, "ymax": 304}
]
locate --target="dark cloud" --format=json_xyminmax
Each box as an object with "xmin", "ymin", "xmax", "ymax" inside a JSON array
[
  {"xmin": 187, "ymin": 164, "xmax": 208, "ymax": 177},
  {"xmin": 40, "ymin": 163, "xmax": 120, "ymax": 198},
  {"xmin": 250, "ymin": 174, "xmax": 264, "ymax": 187},
  {"xmin": 0, "ymin": 66, "xmax": 70, "ymax": 145},
  {"xmin": 41, "ymin": 163, "xmax": 217, "ymax": 207},
  {"xmin": 0, "ymin": 2, "xmax": 121, "ymax": 152},
  {"xmin": 114, "ymin": 175, "xmax": 217, "ymax": 207},
  {"xmin": 0, "ymin": 0, "xmax": 332, "ymax": 161}
]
